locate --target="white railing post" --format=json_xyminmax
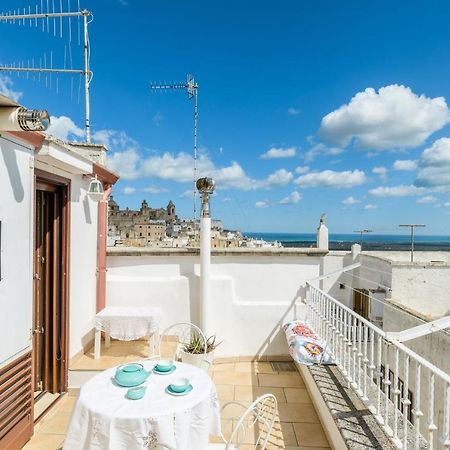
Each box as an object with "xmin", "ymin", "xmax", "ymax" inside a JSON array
[
  {"xmin": 413, "ymin": 363, "xmax": 423, "ymax": 450},
  {"xmin": 402, "ymin": 355, "xmax": 411, "ymax": 449},
  {"xmin": 428, "ymin": 372, "xmax": 437, "ymax": 450}
]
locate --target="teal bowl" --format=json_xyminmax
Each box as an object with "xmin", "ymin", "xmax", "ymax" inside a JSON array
[
  {"xmin": 169, "ymin": 377, "xmax": 190, "ymax": 393},
  {"xmin": 155, "ymin": 360, "xmax": 174, "ymax": 372}
]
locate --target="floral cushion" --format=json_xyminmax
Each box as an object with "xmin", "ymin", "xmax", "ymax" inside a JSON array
[{"xmin": 283, "ymin": 320, "xmax": 333, "ymax": 366}]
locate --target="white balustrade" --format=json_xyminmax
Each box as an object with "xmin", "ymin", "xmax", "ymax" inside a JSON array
[{"xmin": 305, "ymin": 282, "xmax": 450, "ymax": 450}]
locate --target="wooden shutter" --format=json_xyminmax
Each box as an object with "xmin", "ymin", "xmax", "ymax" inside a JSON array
[{"xmin": 0, "ymin": 352, "xmax": 33, "ymax": 449}]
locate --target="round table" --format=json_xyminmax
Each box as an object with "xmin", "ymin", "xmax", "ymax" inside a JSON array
[{"xmin": 63, "ymin": 361, "xmax": 221, "ymax": 450}]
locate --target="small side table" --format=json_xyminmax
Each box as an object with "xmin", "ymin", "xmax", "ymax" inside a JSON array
[{"xmin": 94, "ymin": 306, "xmax": 163, "ymax": 359}]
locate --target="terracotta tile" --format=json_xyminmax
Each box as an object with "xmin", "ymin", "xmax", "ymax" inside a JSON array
[
  {"xmin": 234, "ymin": 385, "xmax": 286, "ymax": 403},
  {"xmin": 22, "ymin": 433, "xmax": 65, "ymax": 450},
  {"xmin": 212, "ymin": 362, "xmax": 235, "ymax": 372},
  {"xmin": 293, "ymin": 423, "xmax": 329, "ymax": 447},
  {"xmin": 70, "ymin": 354, "xmax": 125, "ymax": 370},
  {"xmin": 272, "ymin": 421, "xmax": 298, "ymax": 446},
  {"xmin": 37, "ymin": 411, "xmax": 72, "ymax": 435},
  {"xmin": 258, "ymin": 373, "xmax": 304, "ymax": 388},
  {"xmin": 213, "ymin": 356, "xmax": 239, "ymax": 364},
  {"xmin": 284, "ymin": 387, "xmax": 313, "ymax": 404},
  {"xmin": 235, "ymin": 362, "xmax": 275, "ymax": 373},
  {"xmin": 278, "ymin": 403, "xmax": 319, "ymax": 423},
  {"xmin": 216, "ymin": 384, "xmax": 235, "ymax": 401},
  {"xmin": 54, "ymin": 395, "xmax": 77, "ymax": 413},
  {"xmin": 213, "ymin": 371, "xmax": 258, "ymax": 386}
]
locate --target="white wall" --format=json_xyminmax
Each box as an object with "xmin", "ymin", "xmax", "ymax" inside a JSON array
[
  {"xmin": 391, "ymin": 265, "xmax": 450, "ymax": 319},
  {"xmin": 0, "ymin": 135, "xmax": 33, "ymax": 366},
  {"xmin": 106, "ymin": 252, "xmax": 322, "ymax": 358},
  {"xmin": 34, "ymin": 160, "xmax": 98, "ymax": 359}
]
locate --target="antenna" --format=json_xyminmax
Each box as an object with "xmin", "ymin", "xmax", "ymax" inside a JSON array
[
  {"xmin": 150, "ymin": 74, "xmax": 199, "ymax": 240},
  {"xmin": 399, "ymin": 224, "xmax": 426, "ymax": 262},
  {"xmin": 353, "ymin": 229, "xmax": 372, "ymax": 248},
  {"xmin": 0, "ymin": 4, "xmax": 94, "ymax": 142}
]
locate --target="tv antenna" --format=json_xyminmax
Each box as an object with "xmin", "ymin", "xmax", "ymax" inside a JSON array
[
  {"xmin": 150, "ymin": 74, "xmax": 199, "ymax": 239},
  {"xmin": 0, "ymin": 2, "xmax": 94, "ymax": 142},
  {"xmin": 353, "ymin": 229, "xmax": 372, "ymax": 247},
  {"xmin": 399, "ymin": 224, "xmax": 426, "ymax": 262}
]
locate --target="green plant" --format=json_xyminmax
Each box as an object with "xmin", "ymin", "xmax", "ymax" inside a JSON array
[{"xmin": 183, "ymin": 333, "xmax": 221, "ymax": 354}]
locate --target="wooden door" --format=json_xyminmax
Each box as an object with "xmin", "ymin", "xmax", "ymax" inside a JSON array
[
  {"xmin": 353, "ymin": 289, "xmax": 370, "ymax": 320},
  {"xmin": 33, "ymin": 178, "xmax": 69, "ymax": 396}
]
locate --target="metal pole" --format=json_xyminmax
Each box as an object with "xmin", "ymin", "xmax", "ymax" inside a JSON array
[
  {"xmin": 399, "ymin": 224, "xmax": 425, "ymax": 263},
  {"xmin": 83, "ymin": 11, "xmax": 91, "ymax": 143},
  {"xmin": 193, "ymin": 89, "xmax": 198, "ymax": 241}
]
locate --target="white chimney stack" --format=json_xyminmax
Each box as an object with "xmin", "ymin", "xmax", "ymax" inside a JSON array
[{"xmin": 316, "ymin": 213, "xmax": 329, "ymax": 251}]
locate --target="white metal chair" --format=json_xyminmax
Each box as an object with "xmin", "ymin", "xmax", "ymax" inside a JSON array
[
  {"xmin": 209, "ymin": 393, "xmax": 278, "ymax": 449},
  {"xmin": 153, "ymin": 322, "xmax": 211, "ymax": 371}
]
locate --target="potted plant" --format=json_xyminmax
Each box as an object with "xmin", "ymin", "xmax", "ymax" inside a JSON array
[{"xmin": 180, "ymin": 333, "xmax": 221, "ymax": 370}]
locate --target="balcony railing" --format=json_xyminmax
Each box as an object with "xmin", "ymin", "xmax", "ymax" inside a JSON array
[{"xmin": 305, "ymin": 282, "xmax": 450, "ymax": 450}]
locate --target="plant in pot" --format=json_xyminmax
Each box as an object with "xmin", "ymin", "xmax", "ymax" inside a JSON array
[{"xmin": 180, "ymin": 333, "xmax": 221, "ymax": 371}]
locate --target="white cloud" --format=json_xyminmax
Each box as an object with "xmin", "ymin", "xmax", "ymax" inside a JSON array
[
  {"xmin": 222, "ymin": 197, "xmax": 231, "ymax": 202},
  {"xmin": 255, "ymin": 201, "xmax": 269, "ymax": 208},
  {"xmin": 123, "ymin": 186, "xmax": 136, "ymax": 195},
  {"xmin": 47, "ymin": 115, "xmax": 84, "ymax": 141},
  {"xmin": 372, "ymin": 166, "xmax": 388, "ymax": 180},
  {"xmin": 364, "ymin": 204, "xmax": 378, "ymax": 210},
  {"xmin": 288, "ymin": 107, "xmax": 301, "ymax": 116},
  {"xmin": 0, "ymin": 76, "xmax": 22, "ymax": 102},
  {"xmin": 279, "ymin": 191, "xmax": 302, "ymax": 205},
  {"xmin": 143, "ymin": 186, "xmax": 169, "ymax": 194},
  {"xmin": 369, "ymin": 184, "xmax": 426, "ymax": 197},
  {"xmin": 393, "ymin": 159, "xmax": 418, "ymax": 171},
  {"xmin": 304, "ymin": 143, "xmax": 343, "ymax": 162},
  {"xmin": 319, "ymin": 85, "xmax": 449, "ymax": 150},
  {"xmin": 93, "ymin": 129, "xmax": 139, "ymax": 151},
  {"xmin": 260, "ymin": 169, "xmax": 293, "ymax": 188},
  {"xmin": 180, "ymin": 190, "xmax": 194, "ymax": 198},
  {"xmin": 342, "ymin": 196, "xmax": 360, "ymax": 205},
  {"xmin": 107, "ymin": 142, "xmax": 294, "ymax": 191},
  {"xmin": 295, "ymin": 169, "xmax": 367, "ymax": 188},
  {"xmin": 107, "ymin": 148, "xmax": 141, "ymax": 179},
  {"xmin": 260, "ymin": 147, "xmax": 297, "ymax": 159},
  {"xmin": 444, "ymin": 202, "xmax": 450, "ymax": 208},
  {"xmin": 417, "ymin": 195, "xmax": 437, "ymax": 204},
  {"xmin": 415, "ymin": 138, "xmax": 450, "ymax": 188},
  {"xmin": 295, "ymin": 166, "xmax": 310, "ymax": 174}
]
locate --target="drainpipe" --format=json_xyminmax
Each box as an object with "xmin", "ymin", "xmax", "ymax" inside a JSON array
[
  {"xmin": 96, "ymin": 184, "xmax": 111, "ymax": 312},
  {"xmin": 197, "ymin": 177, "xmax": 215, "ymax": 334}
]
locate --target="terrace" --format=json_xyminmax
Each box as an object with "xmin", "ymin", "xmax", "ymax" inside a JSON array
[{"xmin": 22, "ymin": 247, "xmax": 450, "ymax": 449}]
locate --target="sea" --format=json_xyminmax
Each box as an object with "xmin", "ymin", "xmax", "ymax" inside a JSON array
[{"xmin": 243, "ymin": 232, "xmax": 450, "ymax": 251}]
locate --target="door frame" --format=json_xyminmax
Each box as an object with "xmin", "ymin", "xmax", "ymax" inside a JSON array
[{"xmin": 33, "ymin": 169, "xmax": 70, "ymax": 402}]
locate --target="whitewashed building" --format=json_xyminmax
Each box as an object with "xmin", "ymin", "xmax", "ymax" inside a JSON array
[{"xmin": 0, "ymin": 93, "xmax": 118, "ymax": 449}]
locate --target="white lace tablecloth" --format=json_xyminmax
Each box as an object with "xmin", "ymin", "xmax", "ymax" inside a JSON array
[
  {"xmin": 95, "ymin": 307, "xmax": 163, "ymax": 340},
  {"xmin": 64, "ymin": 361, "xmax": 221, "ymax": 450}
]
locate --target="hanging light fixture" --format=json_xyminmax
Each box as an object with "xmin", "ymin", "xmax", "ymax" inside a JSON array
[{"xmin": 87, "ymin": 175, "xmax": 104, "ymax": 201}]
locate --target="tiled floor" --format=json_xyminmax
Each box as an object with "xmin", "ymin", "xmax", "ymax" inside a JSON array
[{"xmin": 24, "ymin": 341, "xmax": 330, "ymax": 449}]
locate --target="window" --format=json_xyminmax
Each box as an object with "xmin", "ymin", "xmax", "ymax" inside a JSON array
[{"xmin": 379, "ymin": 365, "xmax": 414, "ymax": 423}]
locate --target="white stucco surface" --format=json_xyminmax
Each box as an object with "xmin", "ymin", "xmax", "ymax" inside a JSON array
[
  {"xmin": 34, "ymin": 159, "xmax": 98, "ymax": 359},
  {"xmin": 0, "ymin": 135, "xmax": 33, "ymax": 366},
  {"xmin": 106, "ymin": 253, "xmax": 321, "ymax": 358}
]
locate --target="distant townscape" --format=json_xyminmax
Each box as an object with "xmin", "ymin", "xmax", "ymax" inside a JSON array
[{"xmin": 107, "ymin": 197, "xmax": 281, "ymax": 248}]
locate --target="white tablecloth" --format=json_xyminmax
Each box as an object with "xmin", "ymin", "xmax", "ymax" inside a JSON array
[
  {"xmin": 63, "ymin": 361, "xmax": 221, "ymax": 450},
  {"xmin": 95, "ymin": 307, "xmax": 163, "ymax": 340}
]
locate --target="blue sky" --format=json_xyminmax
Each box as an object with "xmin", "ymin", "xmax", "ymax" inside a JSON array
[{"xmin": 2, "ymin": 1, "xmax": 450, "ymax": 235}]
